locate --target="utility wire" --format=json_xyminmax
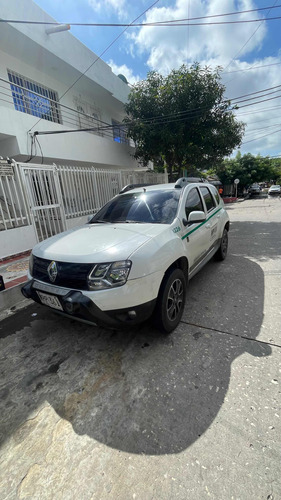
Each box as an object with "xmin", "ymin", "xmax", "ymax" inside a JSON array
[
  {"xmin": 222, "ymin": 61, "xmax": 281, "ymax": 74},
  {"xmin": 223, "ymin": 0, "xmax": 279, "ymax": 74},
  {"xmin": 3, "ymin": 15, "xmax": 281, "ymax": 27},
  {"xmin": 28, "ymin": 0, "xmax": 161, "ymax": 132},
  {"xmin": 236, "ymin": 104, "xmax": 281, "ymax": 116},
  {"xmin": 28, "ymin": 84, "xmax": 281, "ymax": 136},
  {"xmin": 2, "ymin": 4, "xmax": 281, "ymax": 26},
  {"xmin": 241, "ymin": 127, "xmax": 281, "ymax": 144}
]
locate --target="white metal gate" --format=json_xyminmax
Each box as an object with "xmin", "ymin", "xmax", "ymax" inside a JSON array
[{"xmin": 19, "ymin": 164, "xmax": 66, "ymax": 242}]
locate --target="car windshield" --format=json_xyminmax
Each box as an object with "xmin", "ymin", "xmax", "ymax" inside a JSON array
[{"xmin": 90, "ymin": 189, "xmax": 180, "ymax": 224}]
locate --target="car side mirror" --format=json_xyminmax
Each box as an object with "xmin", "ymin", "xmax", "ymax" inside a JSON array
[{"xmin": 185, "ymin": 211, "xmax": 206, "ymax": 225}]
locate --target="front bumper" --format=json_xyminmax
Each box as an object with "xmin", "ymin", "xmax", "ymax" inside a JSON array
[{"xmin": 21, "ymin": 280, "xmax": 156, "ymax": 329}]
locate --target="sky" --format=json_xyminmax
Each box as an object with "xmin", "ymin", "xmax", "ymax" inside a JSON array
[{"xmin": 33, "ymin": 0, "xmax": 281, "ymax": 159}]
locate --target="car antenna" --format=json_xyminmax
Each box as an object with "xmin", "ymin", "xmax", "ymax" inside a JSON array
[{"xmin": 143, "ymin": 187, "xmax": 146, "ymax": 193}]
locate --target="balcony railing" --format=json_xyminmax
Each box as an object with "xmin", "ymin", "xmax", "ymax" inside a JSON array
[{"xmin": 0, "ymin": 76, "xmax": 131, "ymax": 144}]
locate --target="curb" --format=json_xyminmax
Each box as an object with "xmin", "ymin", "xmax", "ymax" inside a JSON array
[{"xmin": 0, "ymin": 281, "xmax": 31, "ymax": 315}]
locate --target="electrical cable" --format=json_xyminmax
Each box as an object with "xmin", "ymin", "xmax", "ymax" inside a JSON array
[
  {"xmin": 31, "ymin": 88, "xmax": 281, "ymax": 136},
  {"xmin": 223, "ymin": 0, "xmax": 279, "ymax": 74},
  {"xmin": 28, "ymin": 0, "xmax": 161, "ymax": 133},
  {"xmin": 35, "ymin": 136, "xmax": 44, "ymax": 164},
  {"xmin": 2, "ymin": 4, "xmax": 281, "ymax": 26},
  {"xmin": 222, "ymin": 61, "xmax": 281, "ymax": 74},
  {"xmin": 3, "ymin": 16, "xmax": 281, "ymax": 27},
  {"xmin": 241, "ymin": 127, "xmax": 281, "ymax": 144}
]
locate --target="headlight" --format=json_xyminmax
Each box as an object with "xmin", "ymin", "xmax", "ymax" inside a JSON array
[
  {"xmin": 87, "ymin": 260, "xmax": 132, "ymax": 290},
  {"xmin": 29, "ymin": 254, "xmax": 34, "ymax": 275}
]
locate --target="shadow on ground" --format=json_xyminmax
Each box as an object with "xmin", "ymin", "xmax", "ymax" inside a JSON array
[{"xmin": 0, "ymin": 222, "xmax": 275, "ymax": 455}]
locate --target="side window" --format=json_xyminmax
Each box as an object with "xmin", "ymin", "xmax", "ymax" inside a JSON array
[
  {"xmin": 185, "ymin": 188, "xmax": 204, "ymax": 218},
  {"xmin": 210, "ymin": 186, "xmax": 220, "ymax": 205},
  {"xmin": 200, "ymin": 187, "xmax": 216, "ymax": 212}
]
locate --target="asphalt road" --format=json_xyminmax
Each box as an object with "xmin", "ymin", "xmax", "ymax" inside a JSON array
[{"xmin": 0, "ymin": 195, "xmax": 280, "ymax": 500}]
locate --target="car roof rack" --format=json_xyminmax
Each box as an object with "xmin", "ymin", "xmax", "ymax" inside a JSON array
[
  {"xmin": 174, "ymin": 177, "xmax": 207, "ymax": 188},
  {"xmin": 119, "ymin": 183, "xmax": 154, "ymax": 194}
]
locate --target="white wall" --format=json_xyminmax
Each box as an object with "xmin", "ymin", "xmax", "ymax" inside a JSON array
[
  {"xmin": 0, "ymin": 225, "xmax": 37, "ymax": 260},
  {"xmin": 0, "ymin": 1, "xmax": 139, "ymax": 170}
]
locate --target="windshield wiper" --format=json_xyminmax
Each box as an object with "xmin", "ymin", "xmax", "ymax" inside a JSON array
[
  {"xmin": 90, "ymin": 219, "xmax": 110, "ymax": 224},
  {"xmin": 110, "ymin": 220, "xmax": 148, "ymax": 224}
]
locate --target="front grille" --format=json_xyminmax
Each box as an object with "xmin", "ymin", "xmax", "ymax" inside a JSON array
[{"xmin": 32, "ymin": 256, "xmax": 93, "ymax": 290}]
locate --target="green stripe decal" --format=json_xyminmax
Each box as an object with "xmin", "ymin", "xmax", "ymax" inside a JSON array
[{"xmin": 181, "ymin": 208, "xmax": 222, "ymax": 240}]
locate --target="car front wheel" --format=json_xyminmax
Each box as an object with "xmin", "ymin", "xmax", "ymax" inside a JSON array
[{"xmin": 154, "ymin": 268, "xmax": 186, "ymax": 333}]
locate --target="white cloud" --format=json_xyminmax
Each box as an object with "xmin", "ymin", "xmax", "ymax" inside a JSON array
[
  {"xmin": 225, "ymin": 58, "xmax": 281, "ymax": 156},
  {"xmin": 130, "ymin": 0, "xmax": 266, "ymax": 74},
  {"xmin": 88, "ymin": 0, "xmax": 127, "ymax": 19},
  {"xmin": 107, "ymin": 59, "xmax": 141, "ymax": 85},
  {"xmin": 125, "ymin": 0, "xmax": 281, "ymax": 155}
]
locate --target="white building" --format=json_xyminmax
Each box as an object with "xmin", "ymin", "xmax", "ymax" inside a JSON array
[
  {"xmin": 0, "ymin": 1, "xmax": 168, "ymax": 260},
  {"xmin": 0, "ymin": 0, "xmax": 139, "ymax": 169}
]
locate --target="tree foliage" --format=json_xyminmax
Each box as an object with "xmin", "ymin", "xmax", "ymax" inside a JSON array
[
  {"xmin": 213, "ymin": 152, "xmax": 281, "ymax": 188},
  {"xmin": 124, "ymin": 64, "xmax": 245, "ymax": 178}
]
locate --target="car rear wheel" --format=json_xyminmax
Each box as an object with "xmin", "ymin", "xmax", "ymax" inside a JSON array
[
  {"xmin": 154, "ymin": 268, "xmax": 186, "ymax": 333},
  {"xmin": 215, "ymin": 228, "xmax": 228, "ymax": 261}
]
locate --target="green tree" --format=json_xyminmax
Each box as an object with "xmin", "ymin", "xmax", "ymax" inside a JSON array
[
  {"xmin": 124, "ymin": 64, "xmax": 245, "ymax": 179},
  {"xmin": 214, "ymin": 153, "xmax": 281, "ymax": 189}
]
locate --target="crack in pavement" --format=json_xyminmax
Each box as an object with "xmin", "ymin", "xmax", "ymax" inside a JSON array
[{"xmin": 180, "ymin": 320, "xmax": 281, "ymax": 349}]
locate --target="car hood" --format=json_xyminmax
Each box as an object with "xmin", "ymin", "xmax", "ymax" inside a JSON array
[{"xmin": 32, "ymin": 223, "xmax": 167, "ymax": 263}]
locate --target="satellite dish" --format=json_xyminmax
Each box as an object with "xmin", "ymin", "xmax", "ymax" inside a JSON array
[{"xmin": 118, "ymin": 74, "xmax": 128, "ymax": 84}]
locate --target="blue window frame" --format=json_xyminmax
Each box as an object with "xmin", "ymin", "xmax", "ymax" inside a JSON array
[
  {"xmin": 112, "ymin": 119, "xmax": 129, "ymax": 144},
  {"xmin": 8, "ymin": 70, "xmax": 61, "ymax": 123}
]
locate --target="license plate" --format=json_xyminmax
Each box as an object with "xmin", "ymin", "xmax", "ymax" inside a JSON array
[{"xmin": 37, "ymin": 291, "xmax": 63, "ymax": 311}]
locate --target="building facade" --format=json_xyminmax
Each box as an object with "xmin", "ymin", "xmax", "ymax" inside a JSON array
[{"xmin": 0, "ymin": 0, "xmax": 140, "ymax": 169}]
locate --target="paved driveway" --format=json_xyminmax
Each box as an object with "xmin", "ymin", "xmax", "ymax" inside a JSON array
[{"xmin": 0, "ymin": 196, "xmax": 280, "ymax": 499}]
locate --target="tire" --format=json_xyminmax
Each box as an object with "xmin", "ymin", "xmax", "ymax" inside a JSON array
[
  {"xmin": 154, "ymin": 268, "xmax": 186, "ymax": 333},
  {"xmin": 215, "ymin": 228, "xmax": 228, "ymax": 261}
]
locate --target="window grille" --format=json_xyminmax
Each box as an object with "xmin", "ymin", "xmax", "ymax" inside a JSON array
[
  {"xmin": 112, "ymin": 119, "xmax": 129, "ymax": 144},
  {"xmin": 7, "ymin": 70, "xmax": 61, "ymax": 124}
]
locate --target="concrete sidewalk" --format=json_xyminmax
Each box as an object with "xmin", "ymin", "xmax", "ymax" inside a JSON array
[{"xmin": 0, "ymin": 253, "xmax": 30, "ymax": 314}]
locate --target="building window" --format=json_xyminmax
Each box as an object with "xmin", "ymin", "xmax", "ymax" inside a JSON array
[
  {"xmin": 73, "ymin": 96, "xmax": 101, "ymax": 135},
  {"xmin": 112, "ymin": 119, "xmax": 129, "ymax": 144},
  {"xmin": 7, "ymin": 70, "xmax": 61, "ymax": 123}
]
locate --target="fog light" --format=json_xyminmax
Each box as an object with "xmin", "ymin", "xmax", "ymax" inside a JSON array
[{"xmin": 64, "ymin": 302, "xmax": 74, "ymax": 314}]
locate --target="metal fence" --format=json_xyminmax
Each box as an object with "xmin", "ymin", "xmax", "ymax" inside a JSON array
[
  {"xmin": 0, "ymin": 162, "xmax": 168, "ymax": 236},
  {"xmin": 57, "ymin": 165, "xmax": 167, "ymax": 219},
  {"xmin": 0, "ymin": 162, "xmax": 30, "ymax": 231}
]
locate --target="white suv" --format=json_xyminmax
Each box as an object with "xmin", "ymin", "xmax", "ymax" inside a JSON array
[{"xmin": 22, "ymin": 179, "xmax": 229, "ymax": 333}]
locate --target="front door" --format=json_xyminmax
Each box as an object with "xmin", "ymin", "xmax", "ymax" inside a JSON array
[
  {"xmin": 180, "ymin": 187, "xmax": 209, "ymax": 273},
  {"xmin": 19, "ymin": 164, "xmax": 66, "ymax": 242}
]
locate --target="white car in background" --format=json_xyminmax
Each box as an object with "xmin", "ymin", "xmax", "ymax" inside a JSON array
[
  {"xmin": 22, "ymin": 179, "xmax": 230, "ymax": 333},
  {"xmin": 268, "ymin": 185, "xmax": 281, "ymax": 195}
]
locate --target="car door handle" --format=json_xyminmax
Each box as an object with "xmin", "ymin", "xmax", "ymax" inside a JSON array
[{"xmin": 205, "ymin": 223, "xmax": 211, "ymax": 228}]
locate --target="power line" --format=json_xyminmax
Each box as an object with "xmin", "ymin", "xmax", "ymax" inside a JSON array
[
  {"xmin": 28, "ymin": 0, "xmax": 161, "ymax": 132},
  {"xmin": 28, "ymin": 84, "xmax": 281, "ymax": 136},
  {"xmin": 223, "ymin": 0, "xmax": 279, "ymax": 74},
  {"xmin": 3, "ymin": 4, "xmax": 281, "ymax": 26},
  {"xmin": 222, "ymin": 61, "xmax": 281, "ymax": 74},
  {"xmin": 241, "ymin": 127, "xmax": 281, "ymax": 144},
  {"xmin": 237, "ymin": 93, "xmax": 281, "ymax": 109},
  {"xmin": 235, "ymin": 103, "xmax": 281, "ymax": 116},
  {"xmin": 245, "ymin": 122, "xmax": 281, "ymax": 132},
  {"xmin": 3, "ymin": 15, "xmax": 281, "ymax": 27}
]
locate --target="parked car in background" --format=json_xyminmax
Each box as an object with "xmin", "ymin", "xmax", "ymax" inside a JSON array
[
  {"xmin": 22, "ymin": 179, "xmax": 230, "ymax": 333},
  {"xmin": 268, "ymin": 185, "xmax": 281, "ymax": 195},
  {"xmin": 248, "ymin": 184, "xmax": 261, "ymax": 195}
]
